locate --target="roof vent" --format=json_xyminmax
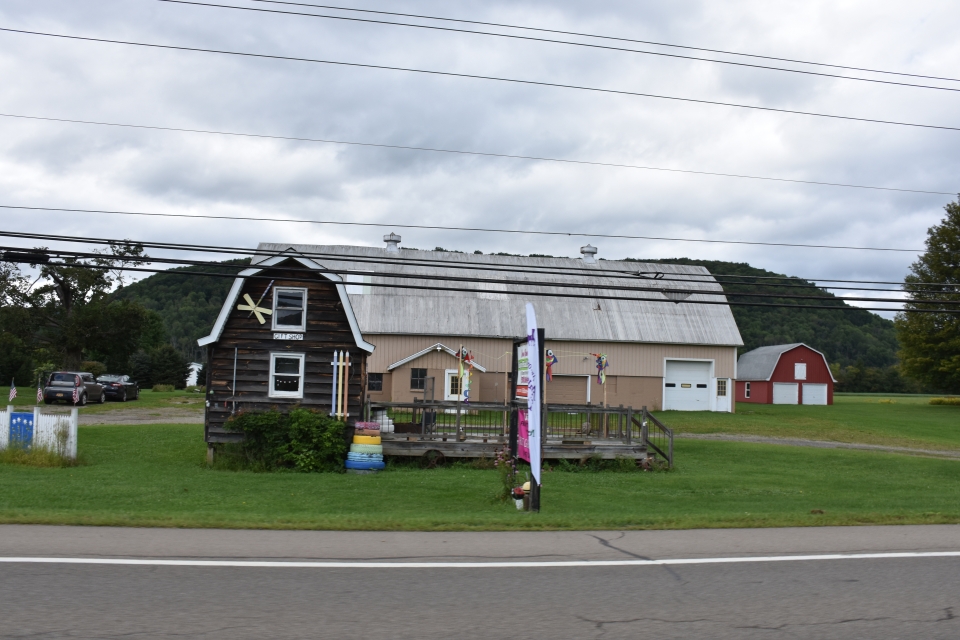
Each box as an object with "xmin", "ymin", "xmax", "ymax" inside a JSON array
[
  {"xmin": 383, "ymin": 232, "xmax": 401, "ymax": 253},
  {"xmin": 580, "ymin": 244, "xmax": 598, "ymax": 264}
]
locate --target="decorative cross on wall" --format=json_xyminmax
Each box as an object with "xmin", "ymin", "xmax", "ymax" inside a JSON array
[{"xmin": 237, "ymin": 294, "xmax": 273, "ymax": 324}]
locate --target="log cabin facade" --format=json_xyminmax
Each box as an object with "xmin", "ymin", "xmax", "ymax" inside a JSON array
[{"xmin": 198, "ymin": 252, "xmax": 374, "ymax": 443}]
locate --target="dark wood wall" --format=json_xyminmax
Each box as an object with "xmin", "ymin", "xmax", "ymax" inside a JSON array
[{"xmin": 204, "ymin": 263, "xmax": 368, "ymax": 443}]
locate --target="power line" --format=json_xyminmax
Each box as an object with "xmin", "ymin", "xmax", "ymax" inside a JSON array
[
  {"xmin": 0, "ymin": 204, "xmax": 930, "ymax": 254},
  {"xmin": 156, "ymin": 0, "xmax": 960, "ymax": 93},
  {"xmin": 4, "ymin": 113, "xmax": 952, "ymax": 196},
  {"xmin": 4, "ymin": 228, "xmax": 957, "ymax": 296},
  {"xmin": 244, "ymin": 0, "xmax": 960, "ymax": 84},
  {"xmin": 4, "ymin": 27, "xmax": 960, "ymax": 133},
  {"xmin": 8, "ymin": 245, "xmax": 956, "ymax": 313}
]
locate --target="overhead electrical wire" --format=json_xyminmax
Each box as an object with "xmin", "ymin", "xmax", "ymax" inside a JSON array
[
  {"xmin": 243, "ymin": 0, "xmax": 960, "ymax": 84},
  {"xmin": 3, "ymin": 27, "xmax": 960, "ymax": 133},
  {"xmin": 156, "ymin": 0, "xmax": 960, "ymax": 93},
  {"xmin": 3, "ymin": 229, "xmax": 957, "ymax": 298},
  {"xmin": 3, "ymin": 113, "xmax": 952, "ymax": 196},
  {"xmin": 0, "ymin": 205, "xmax": 932, "ymax": 254},
  {"xmin": 4, "ymin": 244, "xmax": 955, "ymax": 313}
]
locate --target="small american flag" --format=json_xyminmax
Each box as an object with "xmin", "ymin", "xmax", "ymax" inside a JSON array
[
  {"xmin": 8, "ymin": 379, "xmax": 16, "ymax": 402},
  {"xmin": 37, "ymin": 379, "xmax": 43, "ymax": 404},
  {"xmin": 72, "ymin": 376, "xmax": 80, "ymax": 404}
]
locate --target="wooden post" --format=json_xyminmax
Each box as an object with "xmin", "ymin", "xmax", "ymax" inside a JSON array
[
  {"xmin": 602, "ymin": 381, "xmax": 608, "ymax": 438},
  {"xmin": 626, "ymin": 406, "xmax": 632, "ymax": 444},
  {"xmin": 206, "ymin": 444, "xmax": 215, "ymax": 466},
  {"xmin": 455, "ymin": 344, "xmax": 464, "ymax": 441}
]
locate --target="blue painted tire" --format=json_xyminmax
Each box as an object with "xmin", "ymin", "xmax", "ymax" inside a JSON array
[
  {"xmin": 348, "ymin": 453, "xmax": 384, "ymax": 462},
  {"xmin": 345, "ymin": 459, "xmax": 385, "ymax": 470}
]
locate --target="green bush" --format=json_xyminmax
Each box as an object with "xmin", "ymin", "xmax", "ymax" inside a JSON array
[
  {"xmin": 152, "ymin": 384, "xmax": 174, "ymax": 392},
  {"xmin": 930, "ymin": 397, "xmax": 960, "ymax": 406},
  {"xmin": 221, "ymin": 408, "xmax": 347, "ymax": 473},
  {"xmin": 80, "ymin": 361, "xmax": 107, "ymax": 379}
]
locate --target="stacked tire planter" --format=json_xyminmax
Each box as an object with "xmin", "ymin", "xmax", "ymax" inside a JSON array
[{"xmin": 346, "ymin": 421, "xmax": 385, "ymax": 473}]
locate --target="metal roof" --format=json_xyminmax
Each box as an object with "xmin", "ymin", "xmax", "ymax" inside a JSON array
[
  {"xmin": 255, "ymin": 243, "xmax": 744, "ymax": 347},
  {"xmin": 737, "ymin": 343, "xmax": 835, "ymax": 381}
]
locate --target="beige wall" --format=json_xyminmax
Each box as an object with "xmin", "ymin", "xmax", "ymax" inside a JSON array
[{"xmin": 366, "ymin": 334, "xmax": 737, "ymax": 380}]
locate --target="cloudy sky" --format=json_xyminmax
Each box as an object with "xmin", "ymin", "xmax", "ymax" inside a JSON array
[{"xmin": 1, "ymin": 0, "xmax": 958, "ymax": 314}]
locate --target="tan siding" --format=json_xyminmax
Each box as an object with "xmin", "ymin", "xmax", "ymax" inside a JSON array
[
  {"xmin": 545, "ymin": 375, "xmax": 589, "ymax": 404},
  {"xmin": 367, "ymin": 335, "xmax": 514, "ymax": 372}
]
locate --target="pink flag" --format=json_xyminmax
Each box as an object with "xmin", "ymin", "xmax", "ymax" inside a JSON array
[{"xmin": 517, "ymin": 409, "xmax": 530, "ymax": 463}]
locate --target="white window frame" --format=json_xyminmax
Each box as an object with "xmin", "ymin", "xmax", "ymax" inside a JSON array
[
  {"xmin": 795, "ymin": 362, "xmax": 807, "ymax": 380},
  {"xmin": 745, "ymin": 382, "xmax": 751, "ymax": 398},
  {"xmin": 444, "ymin": 369, "xmax": 465, "ymax": 401},
  {"xmin": 271, "ymin": 287, "xmax": 308, "ymax": 332},
  {"xmin": 717, "ymin": 379, "xmax": 727, "ymax": 397},
  {"xmin": 269, "ymin": 352, "xmax": 305, "ymax": 398}
]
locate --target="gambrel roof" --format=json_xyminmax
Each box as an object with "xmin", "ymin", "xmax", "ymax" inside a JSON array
[{"xmin": 737, "ymin": 343, "xmax": 835, "ymax": 381}]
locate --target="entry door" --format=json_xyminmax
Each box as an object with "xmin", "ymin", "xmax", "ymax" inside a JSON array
[
  {"xmin": 444, "ymin": 370, "xmax": 464, "ymax": 401},
  {"xmin": 773, "ymin": 383, "xmax": 799, "ymax": 404},
  {"xmin": 664, "ymin": 360, "xmax": 711, "ymax": 410},
  {"xmin": 802, "ymin": 383, "xmax": 828, "ymax": 405}
]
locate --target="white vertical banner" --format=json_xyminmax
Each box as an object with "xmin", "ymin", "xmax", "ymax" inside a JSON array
[{"xmin": 525, "ymin": 303, "xmax": 542, "ymax": 485}]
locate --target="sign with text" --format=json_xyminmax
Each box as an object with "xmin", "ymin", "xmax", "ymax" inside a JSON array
[
  {"xmin": 273, "ymin": 333, "xmax": 304, "ymax": 341},
  {"xmin": 525, "ymin": 303, "xmax": 542, "ymax": 485},
  {"xmin": 515, "ymin": 343, "xmax": 529, "ymax": 399}
]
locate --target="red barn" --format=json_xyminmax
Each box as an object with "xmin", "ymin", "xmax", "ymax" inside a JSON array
[{"xmin": 735, "ymin": 343, "xmax": 834, "ymax": 405}]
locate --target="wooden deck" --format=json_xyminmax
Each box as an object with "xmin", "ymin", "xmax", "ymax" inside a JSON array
[{"xmin": 381, "ymin": 434, "xmax": 649, "ymax": 461}]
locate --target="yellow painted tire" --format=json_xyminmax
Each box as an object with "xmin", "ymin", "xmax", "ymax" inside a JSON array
[{"xmin": 353, "ymin": 435, "xmax": 382, "ymax": 445}]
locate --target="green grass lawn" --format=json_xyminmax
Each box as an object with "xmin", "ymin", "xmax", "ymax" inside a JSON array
[
  {"xmin": 656, "ymin": 394, "xmax": 960, "ymax": 452},
  {"xmin": 1, "ymin": 423, "xmax": 958, "ymax": 530},
  {"xmin": 1, "ymin": 387, "xmax": 204, "ymax": 413}
]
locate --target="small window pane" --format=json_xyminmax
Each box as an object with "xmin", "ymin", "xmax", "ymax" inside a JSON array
[
  {"xmin": 274, "ymin": 289, "xmax": 306, "ymax": 329},
  {"xmin": 696, "ymin": 383, "xmax": 707, "ymax": 389},
  {"xmin": 274, "ymin": 357, "xmax": 301, "ymax": 374},
  {"xmin": 665, "ymin": 383, "xmax": 676, "ymax": 388},
  {"xmin": 273, "ymin": 375, "xmax": 300, "ymax": 392},
  {"xmin": 275, "ymin": 309, "xmax": 303, "ymax": 327},
  {"xmin": 411, "ymin": 368, "xmax": 426, "ymax": 390},
  {"xmin": 368, "ymin": 373, "xmax": 383, "ymax": 392},
  {"xmin": 276, "ymin": 291, "xmax": 304, "ymax": 308},
  {"xmin": 717, "ymin": 379, "xmax": 727, "ymax": 396},
  {"xmin": 449, "ymin": 376, "xmax": 461, "ymax": 396}
]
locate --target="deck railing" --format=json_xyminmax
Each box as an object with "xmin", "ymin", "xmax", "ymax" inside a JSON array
[{"xmin": 367, "ymin": 401, "xmax": 674, "ymax": 465}]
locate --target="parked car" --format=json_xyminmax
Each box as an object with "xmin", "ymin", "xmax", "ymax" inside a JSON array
[
  {"xmin": 43, "ymin": 371, "xmax": 105, "ymax": 406},
  {"xmin": 97, "ymin": 374, "xmax": 140, "ymax": 402}
]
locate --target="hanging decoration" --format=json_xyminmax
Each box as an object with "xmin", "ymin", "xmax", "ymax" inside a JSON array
[
  {"xmin": 237, "ymin": 292, "xmax": 273, "ymax": 324},
  {"xmin": 544, "ymin": 349, "xmax": 558, "ymax": 381},
  {"xmin": 459, "ymin": 346, "xmax": 475, "ymax": 404},
  {"xmin": 591, "ymin": 353, "xmax": 609, "ymax": 385}
]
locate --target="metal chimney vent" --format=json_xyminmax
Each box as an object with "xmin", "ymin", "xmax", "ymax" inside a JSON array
[
  {"xmin": 383, "ymin": 232, "xmax": 401, "ymax": 253},
  {"xmin": 580, "ymin": 244, "xmax": 598, "ymax": 264}
]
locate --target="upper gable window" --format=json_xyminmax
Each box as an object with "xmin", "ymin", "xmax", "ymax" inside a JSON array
[
  {"xmin": 272, "ymin": 287, "xmax": 307, "ymax": 332},
  {"xmin": 794, "ymin": 363, "xmax": 807, "ymax": 380}
]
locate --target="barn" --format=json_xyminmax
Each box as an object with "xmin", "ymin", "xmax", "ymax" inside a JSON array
[
  {"xmin": 197, "ymin": 251, "xmax": 375, "ymax": 445},
  {"xmin": 735, "ymin": 343, "xmax": 835, "ymax": 405},
  {"xmin": 255, "ymin": 236, "xmax": 744, "ymax": 413}
]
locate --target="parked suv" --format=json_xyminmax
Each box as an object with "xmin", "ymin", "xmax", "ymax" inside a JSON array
[
  {"xmin": 43, "ymin": 371, "xmax": 105, "ymax": 406},
  {"xmin": 96, "ymin": 374, "xmax": 140, "ymax": 402}
]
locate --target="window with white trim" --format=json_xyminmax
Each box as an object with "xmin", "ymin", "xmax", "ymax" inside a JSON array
[
  {"xmin": 269, "ymin": 353, "xmax": 305, "ymax": 398},
  {"xmin": 717, "ymin": 379, "xmax": 727, "ymax": 397},
  {"xmin": 745, "ymin": 382, "xmax": 751, "ymax": 398},
  {"xmin": 795, "ymin": 362, "xmax": 807, "ymax": 380},
  {"xmin": 272, "ymin": 287, "xmax": 307, "ymax": 332}
]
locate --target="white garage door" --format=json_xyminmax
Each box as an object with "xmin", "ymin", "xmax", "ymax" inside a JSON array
[
  {"xmin": 773, "ymin": 383, "xmax": 799, "ymax": 405},
  {"xmin": 802, "ymin": 383, "xmax": 828, "ymax": 405},
  {"xmin": 664, "ymin": 360, "xmax": 711, "ymax": 411}
]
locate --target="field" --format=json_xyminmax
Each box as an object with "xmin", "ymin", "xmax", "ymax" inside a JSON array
[
  {"xmin": 1, "ymin": 387, "xmax": 204, "ymax": 413},
  {"xmin": 657, "ymin": 394, "xmax": 960, "ymax": 452},
  {"xmin": 0, "ymin": 422, "xmax": 959, "ymax": 530}
]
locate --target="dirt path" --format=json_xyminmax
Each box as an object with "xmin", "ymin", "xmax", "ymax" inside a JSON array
[
  {"xmin": 79, "ymin": 407, "xmax": 203, "ymax": 426},
  {"xmin": 676, "ymin": 433, "xmax": 960, "ymax": 459}
]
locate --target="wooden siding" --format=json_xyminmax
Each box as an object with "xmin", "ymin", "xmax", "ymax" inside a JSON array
[
  {"xmin": 204, "ymin": 264, "xmax": 366, "ymax": 443},
  {"xmin": 366, "ymin": 334, "xmax": 737, "ymax": 379}
]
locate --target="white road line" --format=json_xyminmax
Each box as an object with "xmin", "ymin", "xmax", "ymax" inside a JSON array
[{"xmin": 0, "ymin": 551, "xmax": 958, "ymax": 569}]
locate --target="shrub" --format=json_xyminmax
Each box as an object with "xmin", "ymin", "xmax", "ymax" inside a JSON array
[
  {"xmin": 220, "ymin": 408, "xmax": 347, "ymax": 473},
  {"xmin": 152, "ymin": 384, "xmax": 175, "ymax": 392},
  {"xmin": 930, "ymin": 397, "xmax": 960, "ymax": 406},
  {"xmin": 80, "ymin": 361, "xmax": 107, "ymax": 379}
]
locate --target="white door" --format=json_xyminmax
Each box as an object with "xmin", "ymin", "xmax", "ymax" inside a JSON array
[
  {"xmin": 443, "ymin": 370, "xmax": 464, "ymax": 401},
  {"xmin": 802, "ymin": 383, "xmax": 828, "ymax": 405},
  {"xmin": 773, "ymin": 383, "xmax": 799, "ymax": 404},
  {"xmin": 664, "ymin": 360, "xmax": 712, "ymax": 410}
]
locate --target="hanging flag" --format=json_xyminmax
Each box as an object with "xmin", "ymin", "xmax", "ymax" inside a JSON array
[
  {"xmin": 525, "ymin": 303, "xmax": 542, "ymax": 486},
  {"xmin": 72, "ymin": 375, "xmax": 81, "ymax": 404},
  {"xmin": 544, "ymin": 349, "xmax": 558, "ymax": 381},
  {"xmin": 36, "ymin": 378, "xmax": 43, "ymax": 404},
  {"xmin": 591, "ymin": 353, "xmax": 609, "ymax": 385},
  {"xmin": 8, "ymin": 379, "xmax": 17, "ymax": 402}
]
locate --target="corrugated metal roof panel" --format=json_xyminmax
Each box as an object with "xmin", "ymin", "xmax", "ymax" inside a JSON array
[
  {"xmin": 736, "ymin": 343, "xmax": 804, "ymax": 380},
  {"xmin": 255, "ymin": 243, "xmax": 744, "ymax": 346}
]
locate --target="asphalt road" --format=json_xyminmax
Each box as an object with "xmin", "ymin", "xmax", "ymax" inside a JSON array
[{"xmin": 1, "ymin": 524, "xmax": 959, "ymax": 639}]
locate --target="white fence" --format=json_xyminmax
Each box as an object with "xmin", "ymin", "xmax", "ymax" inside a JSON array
[{"xmin": 1, "ymin": 406, "xmax": 78, "ymax": 459}]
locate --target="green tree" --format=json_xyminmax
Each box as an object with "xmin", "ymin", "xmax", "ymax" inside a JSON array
[{"xmin": 895, "ymin": 198, "xmax": 960, "ymax": 393}]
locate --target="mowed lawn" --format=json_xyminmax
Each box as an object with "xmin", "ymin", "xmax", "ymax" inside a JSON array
[
  {"xmin": 1, "ymin": 387, "xmax": 204, "ymax": 414},
  {"xmin": 1, "ymin": 423, "xmax": 959, "ymax": 530},
  {"xmin": 657, "ymin": 394, "xmax": 960, "ymax": 451}
]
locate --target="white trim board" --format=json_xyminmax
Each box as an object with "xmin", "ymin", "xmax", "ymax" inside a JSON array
[{"xmin": 386, "ymin": 343, "xmax": 488, "ymax": 372}]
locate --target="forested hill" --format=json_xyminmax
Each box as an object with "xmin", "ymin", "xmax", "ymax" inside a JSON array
[
  {"xmin": 118, "ymin": 256, "xmax": 900, "ymax": 370},
  {"xmin": 644, "ymin": 258, "xmax": 899, "ymax": 368},
  {"xmin": 114, "ymin": 259, "xmax": 250, "ymax": 361}
]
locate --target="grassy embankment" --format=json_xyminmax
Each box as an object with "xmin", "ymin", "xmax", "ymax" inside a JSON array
[
  {"xmin": 0, "ymin": 416, "xmax": 958, "ymax": 530},
  {"xmin": 657, "ymin": 394, "xmax": 960, "ymax": 452}
]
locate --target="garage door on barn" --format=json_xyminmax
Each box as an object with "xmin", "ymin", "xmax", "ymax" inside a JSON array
[
  {"xmin": 773, "ymin": 383, "xmax": 799, "ymax": 404},
  {"xmin": 664, "ymin": 360, "xmax": 711, "ymax": 410},
  {"xmin": 802, "ymin": 383, "xmax": 828, "ymax": 405}
]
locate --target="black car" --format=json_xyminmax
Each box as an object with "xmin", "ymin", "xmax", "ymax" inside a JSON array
[
  {"xmin": 43, "ymin": 371, "xmax": 106, "ymax": 406},
  {"xmin": 97, "ymin": 374, "xmax": 140, "ymax": 402}
]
